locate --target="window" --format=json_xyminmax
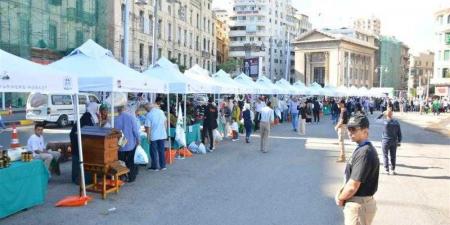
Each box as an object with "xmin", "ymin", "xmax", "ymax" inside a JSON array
[
  {"xmin": 196, "ymin": 14, "xmax": 200, "ymax": 28},
  {"xmin": 148, "ymin": 46, "xmax": 153, "ymax": 64},
  {"xmin": 448, "ymin": 15, "xmax": 450, "ymax": 24},
  {"xmin": 49, "ymin": 24, "xmax": 57, "ymax": 49},
  {"xmin": 168, "ymin": 5, "xmax": 171, "ymax": 16},
  {"xmin": 168, "ymin": 51, "xmax": 172, "ymax": 60},
  {"xmin": 189, "ymin": 56, "xmax": 193, "ymax": 68},
  {"xmin": 444, "ymin": 50, "xmax": 450, "ymax": 61},
  {"xmin": 183, "ymin": 54, "xmax": 186, "ymax": 66},
  {"xmin": 168, "ymin": 22, "xmax": 172, "ymax": 41},
  {"xmin": 78, "ymin": 95, "xmax": 87, "ymax": 105},
  {"xmin": 178, "ymin": 53, "xmax": 181, "ymax": 64},
  {"xmin": 139, "ymin": 11, "xmax": 145, "ymax": 32},
  {"xmin": 184, "ymin": 30, "xmax": 187, "ymax": 46},
  {"xmin": 76, "ymin": 31, "xmax": 84, "ymax": 46},
  {"xmin": 52, "ymin": 95, "xmax": 72, "ymax": 105},
  {"xmin": 76, "ymin": 0, "xmax": 83, "ymax": 18},
  {"xmin": 443, "ymin": 68, "xmax": 450, "ymax": 78},
  {"xmin": 158, "ymin": 48, "xmax": 162, "ymax": 60},
  {"xmin": 139, "ymin": 43, "xmax": 144, "ymax": 65},
  {"xmin": 157, "ymin": 19, "xmax": 162, "ymax": 38},
  {"xmin": 445, "ymin": 33, "xmax": 450, "ymax": 44}
]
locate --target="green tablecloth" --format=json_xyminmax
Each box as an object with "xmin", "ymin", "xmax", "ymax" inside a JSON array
[
  {"xmin": 140, "ymin": 124, "xmax": 202, "ymax": 155},
  {"xmin": 169, "ymin": 123, "xmax": 201, "ymax": 148},
  {"xmin": 0, "ymin": 160, "xmax": 49, "ymax": 218}
]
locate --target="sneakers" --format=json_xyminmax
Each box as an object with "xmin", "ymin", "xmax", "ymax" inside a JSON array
[
  {"xmin": 390, "ymin": 170, "xmax": 396, "ymax": 175},
  {"xmin": 160, "ymin": 167, "xmax": 167, "ymax": 171},
  {"xmin": 148, "ymin": 168, "xmax": 159, "ymax": 171},
  {"xmin": 384, "ymin": 170, "xmax": 390, "ymax": 175}
]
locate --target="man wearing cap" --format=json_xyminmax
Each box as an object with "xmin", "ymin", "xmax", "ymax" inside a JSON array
[
  {"xmin": 335, "ymin": 99, "xmax": 349, "ymax": 162},
  {"xmin": 335, "ymin": 114, "xmax": 380, "ymax": 225}
]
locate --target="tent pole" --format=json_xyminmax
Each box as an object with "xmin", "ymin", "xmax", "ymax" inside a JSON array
[
  {"xmin": 74, "ymin": 94, "xmax": 87, "ymax": 197},
  {"xmin": 111, "ymin": 92, "xmax": 115, "ymax": 127},
  {"xmin": 167, "ymin": 92, "xmax": 171, "ymax": 159},
  {"xmin": 183, "ymin": 94, "xmax": 187, "ymax": 131}
]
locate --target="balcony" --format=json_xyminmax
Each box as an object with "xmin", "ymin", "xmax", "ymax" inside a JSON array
[{"xmin": 202, "ymin": 51, "xmax": 211, "ymax": 58}]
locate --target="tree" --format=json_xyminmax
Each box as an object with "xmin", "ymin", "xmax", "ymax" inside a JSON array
[
  {"xmin": 169, "ymin": 58, "xmax": 187, "ymax": 73},
  {"xmin": 217, "ymin": 59, "xmax": 242, "ymax": 74}
]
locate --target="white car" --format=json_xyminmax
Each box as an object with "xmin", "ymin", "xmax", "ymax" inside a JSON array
[{"xmin": 26, "ymin": 93, "xmax": 99, "ymax": 127}]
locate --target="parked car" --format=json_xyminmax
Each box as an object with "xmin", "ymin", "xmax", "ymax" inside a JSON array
[{"xmin": 26, "ymin": 93, "xmax": 99, "ymax": 127}]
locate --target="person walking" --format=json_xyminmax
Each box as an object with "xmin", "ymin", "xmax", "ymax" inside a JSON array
[
  {"xmin": 202, "ymin": 97, "xmax": 218, "ymax": 151},
  {"xmin": 144, "ymin": 98, "xmax": 168, "ymax": 171},
  {"xmin": 335, "ymin": 100, "xmax": 349, "ymax": 162},
  {"xmin": 259, "ymin": 102, "xmax": 274, "ymax": 153},
  {"xmin": 115, "ymin": 105, "xmax": 140, "ymax": 182},
  {"xmin": 432, "ymin": 98, "xmax": 441, "ymax": 116},
  {"xmin": 313, "ymin": 98, "xmax": 321, "ymax": 123},
  {"xmin": 298, "ymin": 102, "xmax": 307, "ymax": 135},
  {"xmin": 242, "ymin": 103, "xmax": 253, "ymax": 143},
  {"xmin": 254, "ymin": 97, "xmax": 265, "ymax": 132},
  {"xmin": 377, "ymin": 109, "xmax": 402, "ymax": 175},
  {"xmin": 288, "ymin": 97, "xmax": 299, "ymax": 131},
  {"xmin": 335, "ymin": 114, "xmax": 379, "ymax": 225}
]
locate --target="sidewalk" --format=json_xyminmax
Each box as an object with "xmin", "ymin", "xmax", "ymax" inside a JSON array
[{"xmin": 395, "ymin": 112, "xmax": 450, "ymax": 137}]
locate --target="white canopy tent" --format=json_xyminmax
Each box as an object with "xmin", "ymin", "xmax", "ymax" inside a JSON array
[
  {"xmin": 184, "ymin": 65, "xmax": 225, "ymax": 94},
  {"xmin": 275, "ymin": 79, "xmax": 298, "ymax": 95},
  {"xmin": 293, "ymin": 81, "xmax": 310, "ymax": 95},
  {"xmin": 336, "ymin": 85, "xmax": 349, "ymax": 97},
  {"xmin": 50, "ymin": 40, "xmax": 166, "ymax": 93},
  {"xmin": 212, "ymin": 70, "xmax": 252, "ymax": 94},
  {"xmin": 256, "ymin": 76, "xmax": 283, "ymax": 94},
  {"xmin": 0, "ymin": 49, "xmax": 78, "ymax": 93},
  {"xmin": 308, "ymin": 82, "xmax": 326, "ymax": 96},
  {"xmin": 233, "ymin": 73, "xmax": 268, "ymax": 94},
  {"xmin": 323, "ymin": 85, "xmax": 338, "ymax": 97}
]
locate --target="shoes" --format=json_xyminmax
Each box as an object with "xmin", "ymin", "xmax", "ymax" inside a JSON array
[
  {"xmin": 384, "ymin": 170, "xmax": 390, "ymax": 175},
  {"xmin": 207, "ymin": 149, "xmax": 214, "ymax": 153},
  {"xmin": 232, "ymin": 139, "xmax": 236, "ymax": 142},
  {"xmin": 148, "ymin": 168, "xmax": 159, "ymax": 171},
  {"xmin": 390, "ymin": 170, "xmax": 396, "ymax": 175},
  {"xmin": 160, "ymin": 167, "xmax": 167, "ymax": 171}
]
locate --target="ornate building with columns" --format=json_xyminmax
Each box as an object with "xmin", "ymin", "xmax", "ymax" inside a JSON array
[{"xmin": 293, "ymin": 29, "xmax": 377, "ymax": 87}]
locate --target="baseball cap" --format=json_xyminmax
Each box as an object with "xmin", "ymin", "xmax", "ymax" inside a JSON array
[{"xmin": 347, "ymin": 114, "xmax": 370, "ymax": 129}]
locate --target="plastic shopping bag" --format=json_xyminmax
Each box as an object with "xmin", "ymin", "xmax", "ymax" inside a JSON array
[
  {"xmin": 134, "ymin": 145, "xmax": 149, "ymax": 165},
  {"xmin": 188, "ymin": 142, "xmax": 199, "ymax": 153},
  {"xmin": 198, "ymin": 143, "xmax": 207, "ymax": 154},
  {"xmin": 213, "ymin": 129, "xmax": 223, "ymax": 142}
]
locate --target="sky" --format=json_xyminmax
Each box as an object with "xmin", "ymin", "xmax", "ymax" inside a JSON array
[{"xmin": 212, "ymin": 0, "xmax": 450, "ymax": 55}]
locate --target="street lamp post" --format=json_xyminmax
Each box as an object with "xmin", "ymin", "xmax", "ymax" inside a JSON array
[
  {"xmin": 123, "ymin": 0, "xmax": 148, "ymax": 66},
  {"xmin": 375, "ymin": 65, "xmax": 388, "ymax": 87}
]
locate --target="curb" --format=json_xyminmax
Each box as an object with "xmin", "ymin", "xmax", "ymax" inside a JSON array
[
  {"xmin": 0, "ymin": 110, "xmax": 26, "ymax": 115},
  {"xmin": 5, "ymin": 120, "xmax": 34, "ymax": 127}
]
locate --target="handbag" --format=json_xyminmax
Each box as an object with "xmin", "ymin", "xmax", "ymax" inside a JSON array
[{"xmin": 117, "ymin": 131, "xmax": 128, "ymax": 147}]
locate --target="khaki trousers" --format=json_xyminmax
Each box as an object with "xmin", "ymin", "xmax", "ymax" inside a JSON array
[
  {"xmin": 36, "ymin": 151, "xmax": 61, "ymax": 169},
  {"xmin": 344, "ymin": 196, "xmax": 377, "ymax": 225},
  {"xmin": 260, "ymin": 121, "xmax": 270, "ymax": 153},
  {"xmin": 337, "ymin": 126, "xmax": 347, "ymax": 160},
  {"xmin": 299, "ymin": 118, "xmax": 306, "ymax": 135}
]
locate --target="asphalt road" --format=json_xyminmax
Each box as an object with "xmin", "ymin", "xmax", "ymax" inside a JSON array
[{"xmin": 1, "ymin": 113, "xmax": 449, "ymax": 225}]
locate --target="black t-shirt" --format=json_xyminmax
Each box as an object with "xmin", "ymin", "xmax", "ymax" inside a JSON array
[
  {"xmin": 340, "ymin": 109, "xmax": 349, "ymax": 125},
  {"xmin": 344, "ymin": 141, "xmax": 380, "ymax": 197}
]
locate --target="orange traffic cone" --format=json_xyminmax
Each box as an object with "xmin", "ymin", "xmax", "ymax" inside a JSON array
[
  {"xmin": 10, "ymin": 124, "xmax": 20, "ymax": 149},
  {"xmin": 8, "ymin": 105, "xmax": 12, "ymax": 115}
]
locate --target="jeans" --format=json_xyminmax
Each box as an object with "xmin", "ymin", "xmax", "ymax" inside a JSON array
[
  {"xmin": 291, "ymin": 113, "xmax": 298, "ymax": 130},
  {"xmin": 244, "ymin": 123, "xmax": 252, "ymax": 140},
  {"xmin": 382, "ymin": 141, "xmax": 397, "ymax": 171},
  {"xmin": 119, "ymin": 147, "xmax": 139, "ymax": 182},
  {"xmin": 150, "ymin": 139, "xmax": 166, "ymax": 170},
  {"xmin": 0, "ymin": 119, "xmax": 6, "ymax": 129}
]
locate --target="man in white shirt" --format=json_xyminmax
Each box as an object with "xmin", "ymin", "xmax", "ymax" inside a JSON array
[
  {"xmin": 27, "ymin": 124, "xmax": 60, "ymax": 171},
  {"xmin": 144, "ymin": 98, "xmax": 168, "ymax": 171},
  {"xmin": 259, "ymin": 102, "xmax": 274, "ymax": 153}
]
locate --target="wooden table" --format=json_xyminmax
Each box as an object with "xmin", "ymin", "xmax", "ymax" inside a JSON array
[{"xmin": 84, "ymin": 162, "xmax": 129, "ymax": 199}]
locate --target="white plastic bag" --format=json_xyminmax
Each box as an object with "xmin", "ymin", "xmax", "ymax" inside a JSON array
[
  {"xmin": 188, "ymin": 142, "xmax": 199, "ymax": 153},
  {"xmin": 134, "ymin": 145, "xmax": 149, "ymax": 165},
  {"xmin": 213, "ymin": 129, "xmax": 223, "ymax": 142},
  {"xmin": 198, "ymin": 143, "xmax": 207, "ymax": 154}
]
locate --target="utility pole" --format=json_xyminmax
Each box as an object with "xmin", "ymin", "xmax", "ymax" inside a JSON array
[
  {"xmin": 347, "ymin": 53, "xmax": 351, "ymax": 88},
  {"xmin": 123, "ymin": 0, "xmax": 130, "ymax": 66},
  {"xmin": 284, "ymin": 31, "xmax": 290, "ymax": 82},
  {"xmin": 151, "ymin": 0, "xmax": 159, "ymax": 65}
]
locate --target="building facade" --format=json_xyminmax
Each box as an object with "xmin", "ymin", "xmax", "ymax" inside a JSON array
[
  {"xmin": 378, "ymin": 36, "xmax": 409, "ymax": 91},
  {"xmin": 294, "ymin": 29, "xmax": 377, "ymax": 88},
  {"xmin": 408, "ymin": 51, "xmax": 434, "ymax": 97},
  {"xmin": 228, "ymin": 0, "xmax": 310, "ymax": 81},
  {"xmin": 353, "ymin": 16, "xmax": 381, "ymax": 36},
  {"xmin": 433, "ymin": 8, "xmax": 450, "ymax": 97},
  {"xmin": 105, "ymin": 0, "xmax": 216, "ymax": 73},
  {"xmin": 0, "ymin": 0, "xmax": 103, "ymax": 108},
  {"xmin": 214, "ymin": 9, "xmax": 230, "ymax": 65}
]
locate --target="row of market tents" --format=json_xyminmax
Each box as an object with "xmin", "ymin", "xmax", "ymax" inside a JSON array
[{"xmin": 1, "ymin": 39, "xmax": 389, "ymax": 97}]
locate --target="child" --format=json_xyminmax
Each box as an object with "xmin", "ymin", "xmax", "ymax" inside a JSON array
[{"xmin": 231, "ymin": 119, "xmax": 239, "ymax": 141}]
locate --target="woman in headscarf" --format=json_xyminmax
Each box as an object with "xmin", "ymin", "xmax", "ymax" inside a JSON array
[
  {"xmin": 69, "ymin": 102, "xmax": 99, "ymax": 184},
  {"xmin": 242, "ymin": 103, "xmax": 253, "ymax": 143}
]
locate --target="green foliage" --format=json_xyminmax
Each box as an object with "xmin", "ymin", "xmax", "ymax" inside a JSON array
[
  {"xmin": 217, "ymin": 59, "xmax": 242, "ymax": 73},
  {"xmin": 169, "ymin": 58, "xmax": 187, "ymax": 73}
]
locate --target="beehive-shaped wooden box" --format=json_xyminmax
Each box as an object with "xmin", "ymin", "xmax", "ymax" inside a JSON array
[{"xmin": 81, "ymin": 127, "xmax": 121, "ymax": 165}]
